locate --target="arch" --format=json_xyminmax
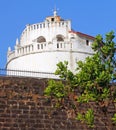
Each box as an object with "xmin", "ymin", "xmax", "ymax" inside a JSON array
[
  {"xmin": 56, "ymin": 34, "xmax": 64, "ymax": 42},
  {"xmin": 70, "ymin": 34, "xmax": 75, "ymax": 39},
  {"xmin": 37, "ymin": 36, "xmax": 46, "ymax": 43}
]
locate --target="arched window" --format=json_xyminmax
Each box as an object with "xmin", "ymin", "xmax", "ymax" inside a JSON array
[
  {"xmin": 37, "ymin": 36, "xmax": 46, "ymax": 43},
  {"xmin": 56, "ymin": 35, "xmax": 64, "ymax": 42}
]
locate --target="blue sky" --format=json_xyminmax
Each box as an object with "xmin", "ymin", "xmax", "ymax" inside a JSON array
[{"xmin": 0, "ymin": 0, "xmax": 116, "ymax": 68}]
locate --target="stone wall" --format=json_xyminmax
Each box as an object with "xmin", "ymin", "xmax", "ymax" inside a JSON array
[{"xmin": 0, "ymin": 77, "xmax": 116, "ymax": 130}]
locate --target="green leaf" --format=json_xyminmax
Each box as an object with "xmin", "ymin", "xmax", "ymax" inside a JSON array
[{"xmin": 112, "ymin": 113, "xmax": 116, "ymax": 124}]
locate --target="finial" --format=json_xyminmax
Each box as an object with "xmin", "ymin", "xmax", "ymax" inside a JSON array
[
  {"xmin": 16, "ymin": 38, "xmax": 19, "ymax": 45},
  {"xmin": 53, "ymin": 5, "xmax": 58, "ymax": 17},
  {"xmin": 8, "ymin": 47, "xmax": 11, "ymax": 52}
]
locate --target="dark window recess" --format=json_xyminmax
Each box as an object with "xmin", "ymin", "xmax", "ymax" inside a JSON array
[
  {"xmin": 51, "ymin": 18, "xmax": 54, "ymax": 22},
  {"xmin": 57, "ymin": 37, "xmax": 64, "ymax": 41},
  {"xmin": 38, "ymin": 44, "xmax": 40, "ymax": 49},
  {"xmin": 60, "ymin": 43, "xmax": 62, "ymax": 48},
  {"xmin": 41, "ymin": 44, "xmax": 43, "ymax": 49},
  {"xmin": 37, "ymin": 36, "xmax": 46, "ymax": 43},
  {"xmin": 86, "ymin": 40, "xmax": 89, "ymax": 46},
  {"xmin": 57, "ymin": 43, "xmax": 59, "ymax": 48}
]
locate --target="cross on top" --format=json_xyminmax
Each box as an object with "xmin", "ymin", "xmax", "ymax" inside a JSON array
[{"xmin": 53, "ymin": 6, "xmax": 59, "ymax": 16}]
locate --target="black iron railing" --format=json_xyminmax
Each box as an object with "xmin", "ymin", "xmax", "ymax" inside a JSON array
[{"xmin": 0, "ymin": 68, "xmax": 58, "ymax": 79}]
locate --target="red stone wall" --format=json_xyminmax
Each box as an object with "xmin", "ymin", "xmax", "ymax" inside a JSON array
[{"xmin": 0, "ymin": 77, "xmax": 116, "ymax": 130}]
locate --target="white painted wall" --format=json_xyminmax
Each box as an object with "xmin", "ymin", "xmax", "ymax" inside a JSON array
[
  {"xmin": 7, "ymin": 50, "xmax": 93, "ymax": 73},
  {"xmin": 7, "ymin": 14, "xmax": 94, "ymax": 78}
]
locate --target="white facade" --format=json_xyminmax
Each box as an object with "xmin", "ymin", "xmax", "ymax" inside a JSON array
[{"xmin": 6, "ymin": 11, "xmax": 94, "ymax": 78}]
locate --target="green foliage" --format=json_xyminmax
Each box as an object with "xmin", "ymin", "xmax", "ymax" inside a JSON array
[
  {"xmin": 55, "ymin": 61, "xmax": 76, "ymax": 85},
  {"xmin": 76, "ymin": 54, "xmax": 111, "ymax": 87},
  {"xmin": 85, "ymin": 109, "xmax": 94, "ymax": 127},
  {"xmin": 44, "ymin": 31, "xmax": 116, "ymax": 128},
  {"xmin": 55, "ymin": 61, "xmax": 69, "ymax": 80},
  {"xmin": 55, "ymin": 61, "xmax": 77, "ymax": 90},
  {"xmin": 76, "ymin": 109, "xmax": 94, "ymax": 128},
  {"xmin": 77, "ymin": 91, "xmax": 97, "ymax": 103},
  {"xmin": 112, "ymin": 113, "xmax": 116, "ymax": 124},
  {"xmin": 75, "ymin": 31, "xmax": 116, "ymax": 103},
  {"xmin": 92, "ymin": 31, "xmax": 116, "ymax": 80},
  {"xmin": 101, "ymin": 88, "xmax": 110, "ymax": 99},
  {"xmin": 44, "ymin": 80, "xmax": 67, "ymax": 99},
  {"xmin": 76, "ymin": 112, "xmax": 84, "ymax": 122}
]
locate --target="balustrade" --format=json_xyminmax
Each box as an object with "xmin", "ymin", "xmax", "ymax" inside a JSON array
[
  {"xmin": 7, "ymin": 51, "xmax": 15, "ymax": 62},
  {"xmin": 29, "ymin": 21, "xmax": 69, "ymax": 31},
  {"xmin": 7, "ymin": 40, "xmax": 69, "ymax": 63}
]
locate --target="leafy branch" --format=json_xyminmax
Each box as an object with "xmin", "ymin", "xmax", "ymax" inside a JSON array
[{"xmin": 44, "ymin": 31, "xmax": 116, "ymax": 128}]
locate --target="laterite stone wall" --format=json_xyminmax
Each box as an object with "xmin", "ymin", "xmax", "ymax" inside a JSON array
[{"xmin": 0, "ymin": 77, "xmax": 116, "ymax": 130}]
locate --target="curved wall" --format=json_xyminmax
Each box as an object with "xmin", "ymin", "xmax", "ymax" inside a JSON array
[{"xmin": 7, "ymin": 50, "xmax": 91, "ymax": 74}]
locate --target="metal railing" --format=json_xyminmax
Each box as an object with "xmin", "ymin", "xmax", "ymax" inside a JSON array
[{"xmin": 0, "ymin": 68, "xmax": 59, "ymax": 79}]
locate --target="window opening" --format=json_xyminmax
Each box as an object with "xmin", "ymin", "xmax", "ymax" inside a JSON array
[
  {"xmin": 51, "ymin": 18, "xmax": 54, "ymax": 22},
  {"xmin": 57, "ymin": 43, "xmax": 59, "ymax": 48},
  {"xmin": 41, "ymin": 44, "xmax": 43, "ymax": 49},
  {"xmin": 38, "ymin": 44, "xmax": 40, "ymax": 49},
  {"xmin": 86, "ymin": 40, "xmax": 89, "ymax": 46}
]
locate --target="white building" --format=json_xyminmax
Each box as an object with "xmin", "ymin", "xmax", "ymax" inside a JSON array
[{"xmin": 6, "ymin": 10, "xmax": 94, "ymax": 78}]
